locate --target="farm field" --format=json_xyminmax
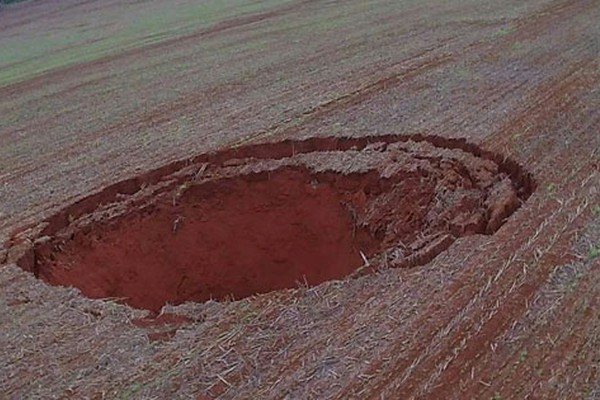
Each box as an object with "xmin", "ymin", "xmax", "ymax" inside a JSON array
[{"xmin": 1, "ymin": 0, "xmax": 600, "ymax": 398}]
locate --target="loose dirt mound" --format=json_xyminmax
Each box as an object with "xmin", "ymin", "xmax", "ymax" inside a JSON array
[{"xmin": 6, "ymin": 135, "xmax": 534, "ymax": 311}]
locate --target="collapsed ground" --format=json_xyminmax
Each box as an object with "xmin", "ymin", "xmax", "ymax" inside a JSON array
[{"xmin": 7, "ymin": 135, "xmax": 532, "ymax": 311}]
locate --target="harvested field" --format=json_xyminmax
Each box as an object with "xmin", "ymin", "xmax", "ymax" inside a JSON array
[{"xmin": 0, "ymin": 0, "xmax": 599, "ymax": 399}]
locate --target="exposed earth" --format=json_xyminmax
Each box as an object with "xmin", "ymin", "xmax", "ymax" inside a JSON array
[
  {"xmin": 7, "ymin": 135, "xmax": 533, "ymax": 311},
  {"xmin": 1, "ymin": 0, "xmax": 599, "ymax": 399}
]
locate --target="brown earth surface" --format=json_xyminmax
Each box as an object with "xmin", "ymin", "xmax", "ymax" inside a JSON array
[
  {"xmin": 1, "ymin": 0, "xmax": 600, "ymax": 399},
  {"xmin": 7, "ymin": 135, "xmax": 531, "ymax": 312}
]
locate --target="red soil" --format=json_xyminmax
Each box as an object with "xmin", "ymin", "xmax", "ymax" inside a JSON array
[
  {"xmin": 11, "ymin": 135, "xmax": 532, "ymax": 312},
  {"xmin": 39, "ymin": 169, "xmax": 378, "ymax": 312}
]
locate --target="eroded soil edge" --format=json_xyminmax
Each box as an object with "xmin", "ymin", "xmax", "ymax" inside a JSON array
[{"xmin": 5, "ymin": 134, "xmax": 534, "ymax": 311}]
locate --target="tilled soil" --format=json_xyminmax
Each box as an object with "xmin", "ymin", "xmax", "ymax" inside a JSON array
[{"xmin": 1, "ymin": 0, "xmax": 600, "ymax": 399}]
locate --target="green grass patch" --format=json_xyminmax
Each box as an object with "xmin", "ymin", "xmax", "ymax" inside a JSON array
[
  {"xmin": 494, "ymin": 25, "xmax": 515, "ymax": 37},
  {"xmin": 0, "ymin": 0, "xmax": 295, "ymax": 87},
  {"xmin": 120, "ymin": 383, "xmax": 144, "ymax": 400}
]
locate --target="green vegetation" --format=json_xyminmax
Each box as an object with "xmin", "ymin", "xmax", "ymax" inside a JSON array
[
  {"xmin": 0, "ymin": 0, "xmax": 293, "ymax": 86},
  {"xmin": 0, "ymin": 0, "xmax": 27, "ymax": 4},
  {"xmin": 519, "ymin": 350, "xmax": 528, "ymax": 362},
  {"xmin": 494, "ymin": 25, "xmax": 516, "ymax": 37},
  {"xmin": 510, "ymin": 348, "xmax": 529, "ymax": 374},
  {"xmin": 120, "ymin": 383, "xmax": 144, "ymax": 399}
]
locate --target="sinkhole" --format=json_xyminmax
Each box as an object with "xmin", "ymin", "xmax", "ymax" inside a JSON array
[{"xmin": 7, "ymin": 135, "xmax": 534, "ymax": 311}]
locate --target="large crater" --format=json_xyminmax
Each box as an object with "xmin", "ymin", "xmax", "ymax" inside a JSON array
[{"xmin": 7, "ymin": 135, "xmax": 534, "ymax": 311}]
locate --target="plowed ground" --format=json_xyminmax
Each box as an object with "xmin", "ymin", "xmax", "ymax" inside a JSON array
[{"xmin": 1, "ymin": 0, "xmax": 599, "ymax": 398}]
